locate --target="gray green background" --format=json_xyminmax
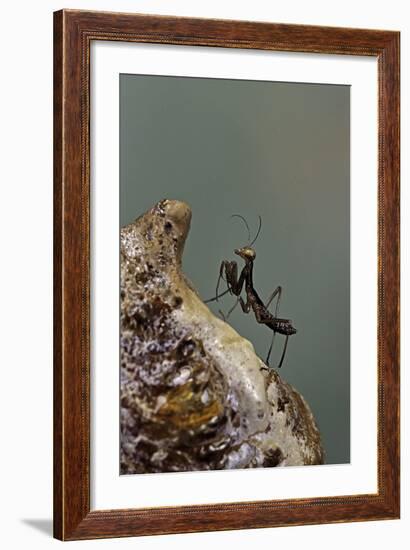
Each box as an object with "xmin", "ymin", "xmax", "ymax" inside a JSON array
[{"xmin": 120, "ymin": 74, "xmax": 350, "ymax": 465}]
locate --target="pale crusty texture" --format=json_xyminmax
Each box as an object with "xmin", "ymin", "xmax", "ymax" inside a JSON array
[{"xmin": 120, "ymin": 200, "xmax": 323, "ymax": 474}]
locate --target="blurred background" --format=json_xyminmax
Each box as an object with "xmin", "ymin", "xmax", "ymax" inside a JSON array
[{"xmin": 120, "ymin": 74, "xmax": 350, "ymax": 465}]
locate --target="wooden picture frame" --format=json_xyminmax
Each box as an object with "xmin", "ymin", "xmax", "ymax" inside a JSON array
[{"xmin": 53, "ymin": 9, "xmax": 400, "ymax": 541}]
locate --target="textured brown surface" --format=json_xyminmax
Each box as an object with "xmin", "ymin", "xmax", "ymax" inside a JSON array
[{"xmin": 54, "ymin": 9, "xmax": 400, "ymax": 541}]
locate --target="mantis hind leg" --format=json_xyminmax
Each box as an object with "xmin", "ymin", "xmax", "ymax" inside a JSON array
[
  {"xmin": 266, "ymin": 285, "xmax": 282, "ymax": 317},
  {"xmin": 263, "ymin": 286, "xmax": 283, "ymax": 367},
  {"xmin": 265, "ymin": 333, "xmax": 289, "ymax": 369},
  {"xmin": 277, "ymin": 335, "xmax": 289, "ymax": 368},
  {"xmin": 265, "ymin": 331, "xmax": 276, "ymax": 366}
]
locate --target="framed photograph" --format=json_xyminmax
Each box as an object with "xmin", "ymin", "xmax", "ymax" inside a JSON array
[{"xmin": 54, "ymin": 9, "xmax": 400, "ymax": 540}]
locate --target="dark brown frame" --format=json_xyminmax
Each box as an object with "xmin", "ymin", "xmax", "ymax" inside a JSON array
[{"xmin": 54, "ymin": 9, "xmax": 400, "ymax": 541}]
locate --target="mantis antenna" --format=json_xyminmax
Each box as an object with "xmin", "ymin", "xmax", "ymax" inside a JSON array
[
  {"xmin": 230, "ymin": 214, "xmax": 251, "ymax": 243},
  {"xmin": 230, "ymin": 214, "xmax": 262, "ymax": 247}
]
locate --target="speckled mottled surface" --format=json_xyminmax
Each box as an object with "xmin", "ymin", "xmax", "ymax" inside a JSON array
[{"xmin": 120, "ymin": 200, "xmax": 324, "ymax": 474}]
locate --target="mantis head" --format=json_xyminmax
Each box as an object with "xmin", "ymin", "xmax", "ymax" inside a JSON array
[{"xmin": 234, "ymin": 246, "xmax": 256, "ymax": 261}]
